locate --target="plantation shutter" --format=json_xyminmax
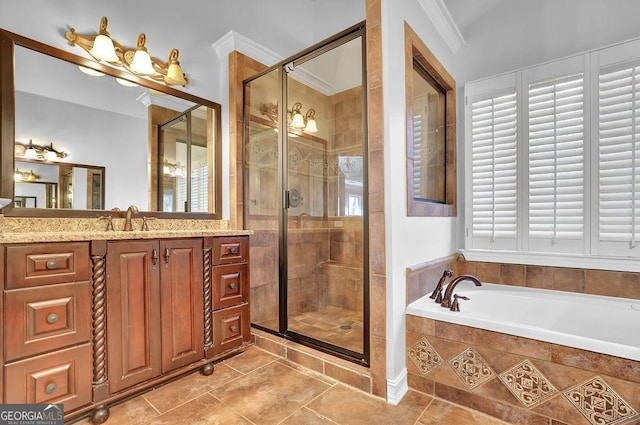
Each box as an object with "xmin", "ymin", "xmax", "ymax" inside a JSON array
[
  {"xmin": 527, "ymin": 73, "xmax": 585, "ymax": 248},
  {"xmin": 470, "ymin": 90, "xmax": 518, "ymax": 248},
  {"xmin": 597, "ymin": 62, "xmax": 640, "ymax": 253},
  {"xmin": 413, "ymin": 114, "xmax": 423, "ymax": 198}
]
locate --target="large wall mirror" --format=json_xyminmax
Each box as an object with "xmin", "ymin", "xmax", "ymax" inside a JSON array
[{"xmin": 0, "ymin": 28, "xmax": 222, "ymax": 218}]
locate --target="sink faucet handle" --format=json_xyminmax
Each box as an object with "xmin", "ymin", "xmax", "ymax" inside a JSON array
[
  {"xmin": 450, "ymin": 294, "xmax": 470, "ymax": 312},
  {"xmin": 99, "ymin": 215, "xmax": 114, "ymax": 232},
  {"xmin": 141, "ymin": 216, "xmax": 156, "ymax": 231}
]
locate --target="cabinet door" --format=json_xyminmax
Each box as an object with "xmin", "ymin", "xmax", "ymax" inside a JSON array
[
  {"xmin": 106, "ymin": 240, "xmax": 161, "ymax": 393},
  {"xmin": 160, "ymin": 239, "xmax": 204, "ymax": 372}
]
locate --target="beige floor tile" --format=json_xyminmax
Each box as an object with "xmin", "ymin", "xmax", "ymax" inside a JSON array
[
  {"xmin": 209, "ymin": 361, "xmax": 331, "ymax": 425},
  {"xmin": 417, "ymin": 399, "xmax": 509, "ymax": 425},
  {"xmin": 307, "ymin": 385, "xmax": 432, "ymax": 425},
  {"xmin": 91, "ymin": 397, "xmax": 159, "ymax": 425},
  {"xmin": 223, "ymin": 344, "xmax": 280, "ymax": 374},
  {"xmin": 278, "ymin": 407, "xmax": 339, "ymax": 424},
  {"xmin": 143, "ymin": 364, "xmax": 242, "ymax": 413},
  {"xmin": 145, "ymin": 394, "xmax": 252, "ymax": 425}
]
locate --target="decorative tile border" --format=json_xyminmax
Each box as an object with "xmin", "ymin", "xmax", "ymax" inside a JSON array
[
  {"xmin": 563, "ymin": 376, "xmax": 639, "ymax": 425},
  {"xmin": 408, "ymin": 336, "xmax": 443, "ymax": 376},
  {"xmin": 499, "ymin": 359, "xmax": 558, "ymax": 408},
  {"xmin": 448, "ymin": 347, "xmax": 496, "ymax": 390}
]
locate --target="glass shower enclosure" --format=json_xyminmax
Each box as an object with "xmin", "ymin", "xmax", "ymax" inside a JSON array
[{"xmin": 243, "ymin": 24, "xmax": 368, "ymax": 363}]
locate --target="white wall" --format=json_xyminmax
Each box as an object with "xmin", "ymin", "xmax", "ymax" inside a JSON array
[
  {"xmin": 16, "ymin": 91, "xmax": 148, "ymax": 210},
  {"xmin": 380, "ymin": 0, "xmax": 464, "ymax": 402}
]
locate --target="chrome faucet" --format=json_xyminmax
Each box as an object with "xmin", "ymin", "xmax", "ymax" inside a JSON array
[
  {"xmin": 441, "ymin": 274, "xmax": 481, "ymax": 309},
  {"xmin": 429, "ymin": 269, "xmax": 454, "ymax": 303},
  {"xmin": 124, "ymin": 205, "xmax": 138, "ymax": 231}
]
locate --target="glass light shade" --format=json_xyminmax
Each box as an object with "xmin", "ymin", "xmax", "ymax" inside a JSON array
[
  {"xmin": 45, "ymin": 150, "xmax": 58, "ymax": 161},
  {"xmin": 116, "ymin": 78, "xmax": 138, "ymax": 87},
  {"xmin": 14, "ymin": 170, "xmax": 22, "ymax": 181},
  {"xmin": 290, "ymin": 112, "xmax": 305, "ymax": 128},
  {"xmin": 131, "ymin": 49, "xmax": 155, "ymax": 75},
  {"xmin": 24, "ymin": 147, "xmax": 38, "ymax": 159},
  {"xmin": 165, "ymin": 63, "xmax": 187, "ymax": 86},
  {"xmin": 78, "ymin": 65, "xmax": 105, "ymax": 77},
  {"xmin": 304, "ymin": 118, "xmax": 318, "ymax": 133},
  {"xmin": 90, "ymin": 34, "xmax": 119, "ymax": 62}
]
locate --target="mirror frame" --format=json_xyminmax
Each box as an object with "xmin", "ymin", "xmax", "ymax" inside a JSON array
[{"xmin": 0, "ymin": 28, "xmax": 222, "ymax": 219}]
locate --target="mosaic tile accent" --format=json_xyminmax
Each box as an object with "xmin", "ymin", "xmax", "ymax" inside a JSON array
[
  {"xmin": 408, "ymin": 337, "xmax": 443, "ymax": 376},
  {"xmin": 563, "ymin": 376, "xmax": 639, "ymax": 425},
  {"xmin": 448, "ymin": 347, "xmax": 496, "ymax": 390},
  {"xmin": 499, "ymin": 359, "xmax": 558, "ymax": 408}
]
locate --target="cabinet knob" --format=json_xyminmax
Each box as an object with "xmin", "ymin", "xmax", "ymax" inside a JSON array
[
  {"xmin": 229, "ymin": 282, "xmax": 238, "ymax": 290},
  {"xmin": 46, "ymin": 260, "xmax": 58, "ymax": 270},
  {"xmin": 229, "ymin": 247, "xmax": 239, "ymax": 255},
  {"xmin": 230, "ymin": 325, "xmax": 238, "ymax": 333},
  {"xmin": 46, "ymin": 313, "xmax": 59, "ymax": 324},
  {"xmin": 45, "ymin": 382, "xmax": 57, "ymax": 394}
]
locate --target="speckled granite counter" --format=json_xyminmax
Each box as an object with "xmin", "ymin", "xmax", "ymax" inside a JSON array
[{"xmin": 0, "ymin": 216, "xmax": 252, "ymax": 243}]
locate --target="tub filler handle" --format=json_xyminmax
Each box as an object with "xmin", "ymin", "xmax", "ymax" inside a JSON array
[
  {"xmin": 430, "ymin": 269, "xmax": 454, "ymax": 303},
  {"xmin": 450, "ymin": 294, "xmax": 469, "ymax": 312}
]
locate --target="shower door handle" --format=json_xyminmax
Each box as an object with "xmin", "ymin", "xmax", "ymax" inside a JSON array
[{"xmin": 285, "ymin": 189, "xmax": 303, "ymax": 208}]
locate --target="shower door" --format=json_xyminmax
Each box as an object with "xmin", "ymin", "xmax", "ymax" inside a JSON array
[{"xmin": 245, "ymin": 24, "xmax": 368, "ymax": 364}]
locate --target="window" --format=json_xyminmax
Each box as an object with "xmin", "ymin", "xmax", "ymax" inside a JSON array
[
  {"xmin": 465, "ymin": 38, "xmax": 640, "ymax": 268},
  {"xmin": 405, "ymin": 22, "xmax": 456, "ymax": 217}
]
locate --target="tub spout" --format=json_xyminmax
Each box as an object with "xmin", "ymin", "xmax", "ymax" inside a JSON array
[
  {"xmin": 441, "ymin": 274, "xmax": 481, "ymax": 308},
  {"xmin": 429, "ymin": 269, "xmax": 454, "ymax": 302}
]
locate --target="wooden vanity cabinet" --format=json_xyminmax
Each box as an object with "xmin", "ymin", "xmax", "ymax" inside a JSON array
[
  {"xmin": 106, "ymin": 238, "xmax": 204, "ymax": 394},
  {"xmin": 211, "ymin": 236, "xmax": 251, "ymax": 356},
  {"xmin": 2, "ymin": 242, "xmax": 93, "ymax": 412}
]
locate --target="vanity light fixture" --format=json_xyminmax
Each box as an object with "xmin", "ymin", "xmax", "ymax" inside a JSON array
[
  {"xmin": 162, "ymin": 159, "xmax": 186, "ymax": 177},
  {"xmin": 259, "ymin": 101, "xmax": 318, "ymax": 133},
  {"xmin": 14, "ymin": 169, "xmax": 40, "ymax": 182},
  {"xmin": 15, "ymin": 140, "xmax": 67, "ymax": 161},
  {"xmin": 64, "ymin": 16, "xmax": 189, "ymax": 86}
]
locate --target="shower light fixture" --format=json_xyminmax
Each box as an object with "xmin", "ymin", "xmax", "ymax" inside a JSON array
[
  {"xmin": 64, "ymin": 17, "xmax": 189, "ymax": 86},
  {"xmin": 260, "ymin": 102, "xmax": 318, "ymax": 133}
]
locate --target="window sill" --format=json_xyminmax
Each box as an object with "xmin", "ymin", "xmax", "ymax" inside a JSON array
[{"xmin": 460, "ymin": 249, "xmax": 640, "ymax": 273}]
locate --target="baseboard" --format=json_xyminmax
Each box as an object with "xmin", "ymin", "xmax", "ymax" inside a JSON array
[{"xmin": 386, "ymin": 368, "xmax": 408, "ymax": 405}]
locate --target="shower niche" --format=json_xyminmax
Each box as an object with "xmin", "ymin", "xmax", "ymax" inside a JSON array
[{"xmin": 244, "ymin": 24, "xmax": 369, "ymax": 364}]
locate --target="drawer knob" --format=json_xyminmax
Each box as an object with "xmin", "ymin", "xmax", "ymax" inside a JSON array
[
  {"xmin": 46, "ymin": 313, "xmax": 59, "ymax": 324},
  {"xmin": 229, "ymin": 282, "xmax": 238, "ymax": 290},
  {"xmin": 229, "ymin": 247, "xmax": 239, "ymax": 255},
  {"xmin": 45, "ymin": 382, "xmax": 57, "ymax": 394},
  {"xmin": 46, "ymin": 260, "xmax": 58, "ymax": 270},
  {"xmin": 230, "ymin": 325, "xmax": 238, "ymax": 333}
]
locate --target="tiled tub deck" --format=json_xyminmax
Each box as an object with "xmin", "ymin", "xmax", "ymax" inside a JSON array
[{"xmin": 406, "ymin": 255, "xmax": 640, "ymax": 425}]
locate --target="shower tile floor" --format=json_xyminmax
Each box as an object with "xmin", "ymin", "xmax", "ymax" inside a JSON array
[
  {"xmin": 74, "ymin": 345, "xmax": 509, "ymax": 425},
  {"xmin": 255, "ymin": 305, "xmax": 364, "ymax": 353}
]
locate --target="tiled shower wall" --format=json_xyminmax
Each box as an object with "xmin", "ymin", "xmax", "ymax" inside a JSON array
[{"xmin": 407, "ymin": 253, "xmax": 640, "ymax": 304}]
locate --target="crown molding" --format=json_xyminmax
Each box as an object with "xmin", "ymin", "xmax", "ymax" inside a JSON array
[
  {"xmin": 136, "ymin": 91, "xmax": 197, "ymax": 111},
  {"xmin": 210, "ymin": 30, "xmax": 335, "ymax": 95},
  {"xmin": 418, "ymin": 0, "xmax": 465, "ymax": 54}
]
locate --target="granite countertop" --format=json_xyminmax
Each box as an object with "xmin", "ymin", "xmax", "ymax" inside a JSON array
[{"xmin": 0, "ymin": 216, "xmax": 252, "ymax": 243}]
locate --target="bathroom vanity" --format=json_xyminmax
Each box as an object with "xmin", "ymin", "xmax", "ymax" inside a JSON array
[{"xmin": 0, "ymin": 227, "xmax": 251, "ymax": 423}]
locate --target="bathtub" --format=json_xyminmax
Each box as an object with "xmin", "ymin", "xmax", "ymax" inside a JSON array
[{"xmin": 406, "ymin": 282, "xmax": 640, "ymax": 361}]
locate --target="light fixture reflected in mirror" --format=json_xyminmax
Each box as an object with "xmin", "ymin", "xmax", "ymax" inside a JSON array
[
  {"xmin": 116, "ymin": 77, "xmax": 138, "ymax": 87},
  {"xmin": 78, "ymin": 65, "xmax": 105, "ymax": 77},
  {"xmin": 15, "ymin": 140, "xmax": 67, "ymax": 161},
  {"xmin": 65, "ymin": 16, "xmax": 189, "ymax": 86},
  {"xmin": 162, "ymin": 159, "xmax": 185, "ymax": 177},
  {"xmin": 14, "ymin": 169, "xmax": 40, "ymax": 182},
  {"xmin": 260, "ymin": 102, "xmax": 318, "ymax": 133}
]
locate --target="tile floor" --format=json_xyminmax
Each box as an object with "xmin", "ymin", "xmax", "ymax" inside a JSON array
[{"xmin": 74, "ymin": 345, "xmax": 509, "ymax": 425}]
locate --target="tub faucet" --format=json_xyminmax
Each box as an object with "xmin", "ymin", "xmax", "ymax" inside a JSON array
[
  {"xmin": 429, "ymin": 269, "xmax": 454, "ymax": 303},
  {"xmin": 441, "ymin": 274, "xmax": 481, "ymax": 309},
  {"xmin": 124, "ymin": 205, "xmax": 138, "ymax": 231}
]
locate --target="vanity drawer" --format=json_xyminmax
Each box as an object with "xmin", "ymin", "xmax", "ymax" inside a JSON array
[
  {"xmin": 4, "ymin": 343, "xmax": 92, "ymax": 412},
  {"xmin": 212, "ymin": 303, "xmax": 250, "ymax": 354},
  {"xmin": 212, "ymin": 263, "xmax": 249, "ymax": 310},
  {"xmin": 212, "ymin": 236, "xmax": 248, "ymax": 265},
  {"xmin": 5, "ymin": 242, "xmax": 90, "ymax": 289},
  {"xmin": 5, "ymin": 281, "xmax": 91, "ymax": 361}
]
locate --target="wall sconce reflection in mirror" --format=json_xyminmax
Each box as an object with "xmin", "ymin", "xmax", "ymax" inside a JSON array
[
  {"xmin": 15, "ymin": 140, "xmax": 67, "ymax": 161},
  {"xmin": 65, "ymin": 17, "xmax": 188, "ymax": 86},
  {"xmin": 14, "ymin": 169, "xmax": 40, "ymax": 182},
  {"xmin": 162, "ymin": 159, "xmax": 186, "ymax": 177},
  {"xmin": 260, "ymin": 102, "xmax": 318, "ymax": 133}
]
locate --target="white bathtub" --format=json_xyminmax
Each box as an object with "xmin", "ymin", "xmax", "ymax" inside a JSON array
[{"xmin": 406, "ymin": 282, "xmax": 640, "ymax": 361}]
